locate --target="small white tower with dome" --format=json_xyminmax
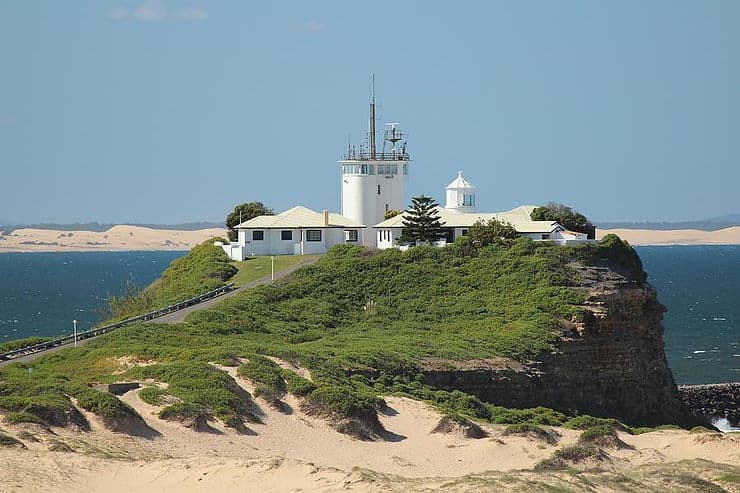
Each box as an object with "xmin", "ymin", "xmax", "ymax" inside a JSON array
[{"xmin": 445, "ymin": 171, "xmax": 477, "ymax": 213}]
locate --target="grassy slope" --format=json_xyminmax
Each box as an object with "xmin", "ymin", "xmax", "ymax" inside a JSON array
[
  {"xmin": 1, "ymin": 236, "xmax": 652, "ymax": 430},
  {"xmin": 230, "ymin": 255, "xmax": 319, "ymax": 287},
  {"xmin": 106, "ymin": 240, "xmax": 237, "ymax": 319}
]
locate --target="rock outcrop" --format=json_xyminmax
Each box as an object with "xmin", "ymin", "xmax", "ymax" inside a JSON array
[
  {"xmin": 422, "ymin": 259, "xmax": 703, "ymax": 427},
  {"xmin": 679, "ymin": 383, "xmax": 740, "ymax": 427}
]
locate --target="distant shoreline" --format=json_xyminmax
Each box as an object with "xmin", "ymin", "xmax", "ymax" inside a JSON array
[
  {"xmin": 597, "ymin": 227, "xmax": 740, "ymax": 246},
  {"xmin": 0, "ymin": 225, "xmax": 227, "ymax": 253},
  {"xmin": 2, "ymin": 225, "xmax": 740, "ymax": 252}
]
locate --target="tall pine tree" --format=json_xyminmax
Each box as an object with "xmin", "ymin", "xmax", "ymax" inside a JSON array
[{"xmin": 399, "ymin": 195, "xmax": 446, "ymax": 244}]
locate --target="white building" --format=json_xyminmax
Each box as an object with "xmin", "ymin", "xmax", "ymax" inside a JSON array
[
  {"xmin": 222, "ymin": 206, "xmax": 364, "ymax": 260},
  {"xmin": 445, "ymin": 171, "xmax": 477, "ymax": 214},
  {"xmin": 374, "ymin": 172, "xmax": 590, "ymax": 248},
  {"xmin": 220, "ymin": 83, "xmax": 591, "ymax": 260},
  {"xmin": 338, "ymin": 78, "xmax": 409, "ymax": 247}
]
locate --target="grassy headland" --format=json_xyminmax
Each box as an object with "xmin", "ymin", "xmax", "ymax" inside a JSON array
[{"xmin": 0, "ymin": 235, "xmax": 654, "ymax": 433}]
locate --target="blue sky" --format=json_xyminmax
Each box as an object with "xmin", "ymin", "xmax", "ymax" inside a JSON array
[{"xmin": 1, "ymin": 1, "xmax": 738, "ymax": 224}]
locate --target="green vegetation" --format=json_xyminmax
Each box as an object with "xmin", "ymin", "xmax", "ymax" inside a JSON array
[
  {"xmin": 237, "ymin": 356, "xmax": 286, "ymax": 395},
  {"xmin": 531, "ymin": 202, "xmax": 594, "ymax": 237},
  {"xmin": 0, "ymin": 337, "xmax": 53, "ymax": 353},
  {"xmin": 563, "ymin": 415, "xmax": 627, "ymax": 431},
  {"xmin": 138, "ymin": 386, "xmax": 169, "ymax": 406},
  {"xmin": 503, "ymin": 422, "xmax": 558, "ymax": 443},
  {"xmin": 106, "ymin": 240, "xmax": 237, "ymax": 319},
  {"xmin": 631, "ymin": 424, "xmax": 682, "ymax": 435},
  {"xmin": 71, "ymin": 385, "xmax": 135, "ymax": 421},
  {"xmin": 226, "ymin": 202, "xmax": 273, "ymax": 242},
  {"xmin": 282, "ymin": 370, "xmax": 316, "ymax": 396},
  {"xmin": 579, "ymin": 424, "xmax": 616, "ymax": 441},
  {"xmin": 158, "ymin": 402, "xmax": 204, "ymax": 421},
  {"xmin": 3, "ymin": 411, "xmax": 43, "ymax": 425},
  {"xmin": 535, "ymin": 444, "xmax": 606, "ymax": 471},
  {"xmin": 468, "ymin": 218, "xmax": 519, "ymax": 246},
  {"xmin": 690, "ymin": 426, "xmax": 719, "ymax": 434},
  {"xmin": 230, "ymin": 255, "xmax": 318, "ymax": 287},
  {"xmin": 128, "ymin": 362, "xmax": 255, "ymax": 425},
  {"xmin": 399, "ymin": 195, "xmax": 445, "ymax": 243},
  {"xmin": 0, "ymin": 234, "xmax": 655, "ymax": 433}
]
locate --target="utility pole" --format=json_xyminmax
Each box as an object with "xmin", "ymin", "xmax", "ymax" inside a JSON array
[
  {"xmin": 73, "ymin": 319, "xmax": 78, "ymax": 347},
  {"xmin": 271, "ymin": 256, "xmax": 275, "ymax": 282}
]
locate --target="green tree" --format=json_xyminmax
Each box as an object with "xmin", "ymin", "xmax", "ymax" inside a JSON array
[
  {"xmin": 467, "ymin": 218, "xmax": 518, "ymax": 247},
  {"xmin": 399, "ymin": 196, "xmax": 446, "ymax": 244},
  {"xmin": 226, "ymin": 202, "xmax": 273, "ymax": 242},
  {"xmin": 531, "ymin": 202, "xmax": 594, "ymax": 238}
]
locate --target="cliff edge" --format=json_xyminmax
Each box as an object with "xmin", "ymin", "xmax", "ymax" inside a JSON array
[{"xmin": 422, "ymin": 239, "xmax": 701, "ymax": 427}]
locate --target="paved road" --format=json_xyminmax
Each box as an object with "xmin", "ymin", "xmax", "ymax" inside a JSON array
[
  {"xmin": 0, "ymin": 257, "xmax": 319, "ymax": 369},
  {"xmin": 155, "ymin": 257, "xmax": 318, "ymax": 324}
]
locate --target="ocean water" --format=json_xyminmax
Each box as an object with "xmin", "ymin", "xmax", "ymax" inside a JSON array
[
  {"xmin": 0, "ymin": 251, "xmax": 186, "ymax": 341},
  {"xmin": 0, "ymin": 247, "xmax": 738, "ymax": 385},
  {"xmin": 636, "ymin": 245, "xmax": 740, "ymax": 385}
]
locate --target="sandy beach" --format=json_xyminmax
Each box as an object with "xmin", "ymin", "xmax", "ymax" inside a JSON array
[
  {"xmin": 1, "ymin": 363, "xmax": 738, "ymax": 492},
  {"xmin": 0, "ymin": 225, "xmax": 227, "ymax": 253},
  {"xmin": 598, "ymin": 226, "xmax": 740, "ymax": 246}
]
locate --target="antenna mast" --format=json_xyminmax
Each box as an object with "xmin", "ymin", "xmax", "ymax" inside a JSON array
[{"xmin": 369, "ymin": 74, "xmax": 376, "ymax": 159}]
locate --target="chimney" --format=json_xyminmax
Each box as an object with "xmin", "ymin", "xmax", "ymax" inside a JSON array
[{"xmin": 323, "ymin": 210, "xmax": 329, "ymax": 227}]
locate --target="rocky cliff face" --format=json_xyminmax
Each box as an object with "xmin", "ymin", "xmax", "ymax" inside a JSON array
[
  {"xmin": 422, "ymin": 259, "xmax": 702, "ymax": 427},
  {"xmin": 679, "ymin": 383, "xmax": 740, "ymax": 427}
]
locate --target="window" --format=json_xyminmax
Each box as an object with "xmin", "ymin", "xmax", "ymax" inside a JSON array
[
  {"xmin": 252, "ymin": 230, "xmax": 264, "ymax": 241},
  {"xmin": 281, "ymin": 230, "xmax": 292, "ymax": 241},
  {"xmin": 463, "ymin": 194, "xmax": 476, "ymax": 206},
  {"xmin": 462, "ymin": 229, "xmax": 469, "ymax": 236},
  {"xmin": 541, "ymin": 233, "xmax": 550, "ymax": 240},
  {"xmin": 385, "ymin": 203, "xmax": 389, "ymax": 212},
  {"xmin": 306, "ymin": 230, "xmax": 322, "ymax": 242},
  {"xmin": 341, "ymin": 164, "xmax": 375, "ymax": 175},
  {"xmin": 345, "ymin": 230, "xmax": 358, "ymax": 242},
  {"xmin": 377, "ymin": 184, "xmax": 381, "ymax": 195},
  {"xmin": 377, "ymin": 163, "xmax": 398, "ymax": 175}
]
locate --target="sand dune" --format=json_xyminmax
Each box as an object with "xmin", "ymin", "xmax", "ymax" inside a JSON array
[
  {"xmin": 598, "ymin": 226, "xmax": 740, "ymax": 246},
  {"xmin": 0, "ymin": 225, "xmax": 227, "ymax": 252},
  {"xmin": 1, "ymin": 373, "xmax": 738, "ymax": 492}
]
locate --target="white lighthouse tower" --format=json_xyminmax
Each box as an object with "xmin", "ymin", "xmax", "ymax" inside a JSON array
[
  {"xmin": 445, "ymin": 171, "xmax": 477, "ymax": 213},
  {"xmin": 338, "ymin": 77, "xmax": 410, "ymax": 246}
]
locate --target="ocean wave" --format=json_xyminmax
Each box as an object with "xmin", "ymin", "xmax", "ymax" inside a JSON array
[{"xmin": 712, "ymin": 417, "xmax": 740, "ymax": 433}]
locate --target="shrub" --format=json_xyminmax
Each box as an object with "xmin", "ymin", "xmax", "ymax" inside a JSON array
[
  {"xmin": 282, "ymin": 370, "xmax": 316, "ymax": 397},
  {"xmin": 71, "ymin": 386, "xmax": 132, "ymax": 420},
  {"xmin": 535, "ymin": 444, "xmax": 607, "ymax": 471},
  {"xmin": 159, "ymin": 402, "xmax": 205, "ymax": 421},
  {"xmin": 3, "ymin": 411, "xmax": 43, "ymax": 425},
  {"xmin": 563, "ymin": 415, "xmax": 628, "ymax": 432},
  {"xmin": 138, "ymin": 386, "xmax": 168, "ymax": 406},
  {"xmin": 0, "ymin": 337, "xmax": 53, "ymax": 354},
  {"xmin": 503, "ymin": 422, "xmax": 558, "ymax": 444},
  {"xmin": 578, "ymin": 425, "xmax": 632, "ymax": 449},
  {"xmin": 237, "ymin": 356, "xmax": 286, "ymax": 395},
  {"xmin": 303, "ymin": 385, "xmax": 384, "ymax": 420}
]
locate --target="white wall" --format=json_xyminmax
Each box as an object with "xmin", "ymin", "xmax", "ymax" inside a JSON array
[
  {"xmin": 233, "ymin": 228, "xmax": 363, "ymax": 256},
  {"xmin": 340, "ymin": 160, "xmax": 409, "ymax": 248},
  {"xmin": 376, "ymin": 228, "xmax": 402, "ymax": 249}
]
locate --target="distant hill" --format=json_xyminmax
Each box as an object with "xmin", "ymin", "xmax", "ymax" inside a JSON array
[
  {"xmin": 0, "ymin": 221, "xmax": 224, "ymax": 234},
  {"xmin": 597, "ymin": 214, "xmax": 740, "ymax": 231}
]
